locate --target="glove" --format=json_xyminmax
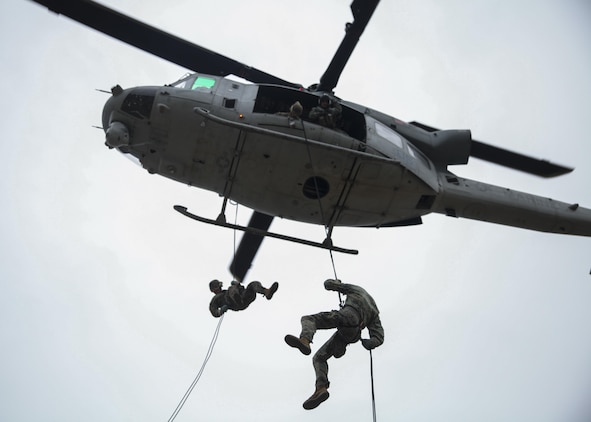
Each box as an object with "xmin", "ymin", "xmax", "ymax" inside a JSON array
[
  {"xmin": 218, "ymin": 305, "xmax": 228, "ymax": 315},
  {"xmin": 361, "ymin": 338, "xmax": 374, "ymax": 350}
]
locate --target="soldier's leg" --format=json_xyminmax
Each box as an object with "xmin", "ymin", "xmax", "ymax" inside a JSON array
[
  {"xmin": 265, "ymin": 281, "xmax": 279, "ymax": 299},
  {"xmin": 285, "ymin": 310, "xmax": 339, "ymax": 356},
  {"xmin": 241, "ymin": 281, "xmax": 262, "ymax": 305},
  {"xmin": 246, "ymin": 281, "xmax": 278, "ymax": 300},
  {"xmin": 245, "ymin": 281, "xmax": 263, "ymax": 294},
  {"xmin": 300, "ymin": 310, "xmax": 340, "ymax": 343},
  {"xmin": 302, "ymin": 332, "xmax": 346, "ymax": 410},
  {"xmin": 300, "ymin": 307, "xmax": 360, "ymax": 360},
  {"xmin": 312, "ymin": 332, "xmax": 343, "ymax": 388}
]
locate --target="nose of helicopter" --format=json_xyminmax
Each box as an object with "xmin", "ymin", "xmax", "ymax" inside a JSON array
[
  {"xmin": 102, "ymin": 85, "xmax": 128, "ymax": 148},
  {"xmin": 101, "ymin": 85, "xmax": 123, "ymax": 129},
  {"xmin": 102, "ymin": 85, "xmax": 159, "ymax": 148}
]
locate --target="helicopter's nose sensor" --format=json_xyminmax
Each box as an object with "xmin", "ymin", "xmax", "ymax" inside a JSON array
[{"xmin": 105, "ymin": 121, "xmax": 129, "ymax": 148}]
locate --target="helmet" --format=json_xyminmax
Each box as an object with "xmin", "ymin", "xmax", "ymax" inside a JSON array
[
  {"xmin": 290, "ymin": 101, "xmax": 303, "ymax": 116},
  {"xmin": 319, "ymin": 94, "xmax": 331, "ymax": 105},
  {"xmin": 209, "ymin": 279, "xmax": 223, "ymax": 292}
]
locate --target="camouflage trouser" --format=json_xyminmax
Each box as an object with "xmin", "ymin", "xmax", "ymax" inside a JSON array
[
  {"xmin": 299, "ymin": 306, "xmax": 361, "ymax": 388},
  {"xmin": 226, "ymin": 281, "xmax": 264, "ymax": 310}
]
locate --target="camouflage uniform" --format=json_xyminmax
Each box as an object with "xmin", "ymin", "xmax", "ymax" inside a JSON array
[
  {"xmin": 209, "ymin": 281, "xmax": 268, "ymax": 317},
  {"xmin": 299, "ymin": 279, "xmax": 384, "ymax": 388},
  {"xmin": 308, "ymin": 100, "xmax": 342, "ymax": 129}
]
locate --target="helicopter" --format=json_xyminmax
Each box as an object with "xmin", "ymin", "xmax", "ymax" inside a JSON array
[{"xmin": 31, "ymin": 0, "xmax": 591, "ymax": 282}]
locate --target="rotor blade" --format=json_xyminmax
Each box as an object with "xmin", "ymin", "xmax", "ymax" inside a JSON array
[
  {"xmin": 31, "ymin": 0, "xmax": 301, "ymax": 88},
  {"xmin": 409, "ymin": 121, "xmax": 573, "ymax": 178},
  {"xmin": 229, "ymin": 212, "xmax": 274, "ymax": 282},
  {"xmin": 316, "ymin": 0, "xmax": 380, "ymax": 93},
  {"xmin": 470, "ymin": 140, "xmax": 573, "ymax": 178}
]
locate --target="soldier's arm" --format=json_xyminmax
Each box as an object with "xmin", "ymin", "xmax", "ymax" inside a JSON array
[
  {"xmin": 324, "ymin": 279, "xmax": 359, "ymax": 294},
  {"xmin": 362, "ymin": 315, "xmax": 385, "ymax": 350},
  {"xmin": 209, "ymin": 302, "xmax": 221, "ymax": 318},
  {"xmin": 332, "ymin": 100, "xmax": 343, "ymax": 113},
  {"xmin": 308, "ymin": 107, "xmax": 324, "ymax": 122},
  {"xmin": 209, "ymin": 295, "xmax": 226, "ymax": 318}
]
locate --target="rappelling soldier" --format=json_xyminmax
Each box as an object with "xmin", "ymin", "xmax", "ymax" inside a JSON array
[
  {"xmin": 209, "ymin": 279, "xmax": 279, "ymax": 317},
  {"xmin": 285, "ymin": 279, "xmax": 384, "ymax": 409}
]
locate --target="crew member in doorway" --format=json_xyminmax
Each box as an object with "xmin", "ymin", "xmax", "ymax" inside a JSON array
[
  {"xmin": 308, "ymin": 94, "xmax": 342, "ymax": 129},
  {"xmin": 285, "ymin": 279, "xmax": 384, "ymax": 410},
  {"xmin": 277, "ymin": 101, "xmax": 303, "ymax": 127},
  {"xmin": 209, "ymin": 279, "xmax": 279, "ymax": 317}
]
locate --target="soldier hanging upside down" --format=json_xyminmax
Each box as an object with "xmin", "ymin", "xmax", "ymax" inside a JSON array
[
  {"xmin": 285, "ymin": 279, "xmax": 384, "ymax": 410},
  {"xmin": 208, "ymin": 279, "xmax": 279, "ymax": 317}
]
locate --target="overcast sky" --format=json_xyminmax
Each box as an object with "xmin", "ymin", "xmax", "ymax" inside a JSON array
[{"xmin": 2, "ymin": 0, "xmax": 591, "ymax": 421}]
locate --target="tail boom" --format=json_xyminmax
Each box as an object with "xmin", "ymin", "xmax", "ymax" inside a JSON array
[{"xmin": 433, "ymin": 176, "xmax": 591, "ymax": 236}]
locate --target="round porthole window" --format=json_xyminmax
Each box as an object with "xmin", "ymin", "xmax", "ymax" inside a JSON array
[{"xmin": 303, "ymin": 176, "xmax": 330, "ymax": 199}]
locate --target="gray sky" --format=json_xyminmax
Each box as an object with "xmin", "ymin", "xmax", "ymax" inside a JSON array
[{"xmin": 2, "ymin": 0, "xmax": 591, "ymax": 421}]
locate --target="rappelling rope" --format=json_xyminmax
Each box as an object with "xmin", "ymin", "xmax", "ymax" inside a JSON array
[
  {"xmin": 301, "ymin": 113, "xmax": 374, "ymax": 417},
  {"xmin": 300, "ymin": 119, "xmax": 343, "ymax": 306},
  {"xmin": 369, "ymin": 349, "xmax": 377, "ymax": 422},
  {"xmin": 231, "ymin": 200, "xmax": 239, "ymax": 270},
  {"xmin": 167, "ymin": 203, "xmax": 241, "ymax": 421},
  {"xmin": 328, "ymin": 249, "xmax": 344, "ymax": 307},
  {"xmin": 300, "ymin": 122, "xmax": 330, "ymax": 239},
  {"xmin": 167, "ymin": 313, "xmax": 225, "ymax": 422}
]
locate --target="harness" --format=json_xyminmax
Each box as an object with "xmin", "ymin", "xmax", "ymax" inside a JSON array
[
  {"xmin": 340, "ymin": 304, "xmax": 366, "ymax": 329},
  {"xmin": 336, "ymin": 305, "xmax": 365, "ymax": 343}
]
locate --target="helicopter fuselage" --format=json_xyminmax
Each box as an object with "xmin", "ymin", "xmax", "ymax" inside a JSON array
[{"xmin": 102, "ymin": 73, "xmax": 591, "ymax": 236}]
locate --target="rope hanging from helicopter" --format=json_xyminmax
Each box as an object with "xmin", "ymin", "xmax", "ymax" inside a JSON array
[
  {"xmin": 167, "ymin": 202, "xmax": 241, "ymax": 421},
  {"xmin": 300, "ymin": 120, "xmax": 344, "ymax": 307},
  {"xmin": 369, "ymin": 349, "xmax": 377, "ymax": 422},
  {"xmin": 301, "ymin": 119, "xmax": 378, "ymax": 420},
  {"xmin": 167, "ymin": 313, "xmax": 225, "ymax": 422}
]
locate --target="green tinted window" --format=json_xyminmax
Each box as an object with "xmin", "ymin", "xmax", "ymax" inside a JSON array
[{"xmin": 192, "ymin": 76, "xmax": 216, "ymax": 89}]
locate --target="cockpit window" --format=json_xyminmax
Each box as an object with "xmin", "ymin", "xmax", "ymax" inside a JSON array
[
  {"xmin": 192, "ymin": 76, "xmax": 216, "ymax": 90},
  {"xmin": 121, "ymin": 88, "xmax": 155, "ymax": 119}
]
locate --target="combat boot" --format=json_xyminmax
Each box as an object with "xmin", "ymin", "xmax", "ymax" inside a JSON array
[
  {"xmin": 265, "ymin": 282, "xmax": 279, "ymax": 300},
  {"xmin": 284, "ymin": 334, "xmax": 311, "ymax": 355},
  {"xmin": 302, "ymin": 385, "xmax": 329, "ymax": 410}
]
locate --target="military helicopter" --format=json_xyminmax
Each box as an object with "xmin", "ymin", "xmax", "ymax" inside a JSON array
[{"xmin": 32, "ymin": 0, "xmax": 591, "ymax": 281}]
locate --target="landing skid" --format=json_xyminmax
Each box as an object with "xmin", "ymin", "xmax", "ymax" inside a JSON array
[{"xmin": 173, "ymin": 205, "xmax": 358, "ymax": 255}]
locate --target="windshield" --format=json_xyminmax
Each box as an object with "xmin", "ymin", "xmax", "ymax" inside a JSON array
[
  {"xmin": 191, "ymin": 76, "xmax": 216, "ymax": 89},
  {"xmin": 169, "ymin": 73, "xmax": 193, "ymax": 88},
  {"xmin": 169, "ymin": 74, "xmax": 218, "ymax": 90}
]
